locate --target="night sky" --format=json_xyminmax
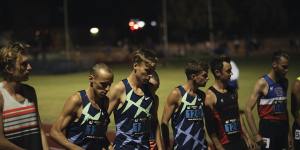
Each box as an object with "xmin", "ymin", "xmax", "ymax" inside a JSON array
[
  {"xmin": 0, "ymin": 0, "xmax": 161, "ymax": 29},
  {"xmin": 0, "ymin": 0, "xmax": 299, "ymax": 44}
]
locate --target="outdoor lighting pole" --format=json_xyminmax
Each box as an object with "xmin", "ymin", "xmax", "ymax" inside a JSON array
[
  {"xmin": 162, "ymin": 0, "xmax": 168, "ymax": 57},
  {"xmin": 64, "ymin": 0, "xmax": 71, "ymax": 59},
  {"xmin": 208, "ymin": 0, "xmax": 214, "ymax": 49}
]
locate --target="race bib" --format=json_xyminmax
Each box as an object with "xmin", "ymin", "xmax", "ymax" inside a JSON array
[
  {"xmin": 273, "ymin": 100, "xmax": 286, "ymax": 114},
  {"xmin": 224, "ymin": 119, "xmax": 240, "ymax": 134},
  {"xmin": 185, "ymin": 105, "xmax": 203, "ymax": 121},
  {"xmin": 295, "ymin": 129, "xmax": 300, "ymax": 140},
  {"xmin": 262, "ymin": 137, "xmax": 270, "ymax": 149},
  {"xmin": 132, "ymin": 117, "xmax": 150, "ymax": 135},
  {"xmin": 84, "ymin": 120, "xmax": 107, "ymax": 139}
]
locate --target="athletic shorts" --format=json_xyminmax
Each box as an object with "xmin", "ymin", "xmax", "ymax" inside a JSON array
[
  {"xmin": 223, "ymin": 138, "xmax": 247, "ymax": 150},
  {"xmin": 259, "ymin": 119, "xmax": 288, "ymax": 150},
  {"xmin": 293, "ymin": 121, "xmax": 300, "ymax": 150}
]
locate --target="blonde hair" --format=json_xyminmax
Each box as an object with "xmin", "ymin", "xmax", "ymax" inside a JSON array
[
  {"xmin": 131, "ymin": 49, "xmax": 158, "ymax": 67},
  {"xmin": 0, "ymin": 42, "xmax": 29, "ymax": 78}
]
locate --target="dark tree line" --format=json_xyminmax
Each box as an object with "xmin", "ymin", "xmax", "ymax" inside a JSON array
[{"xmin": 167, "ymin": 0, "xmax": 300, "ymax": 41}]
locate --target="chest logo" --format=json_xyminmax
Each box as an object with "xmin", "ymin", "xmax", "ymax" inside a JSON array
[{"xmin": 275, "ymin": 87, "xmax": 283, "ymax": 96}]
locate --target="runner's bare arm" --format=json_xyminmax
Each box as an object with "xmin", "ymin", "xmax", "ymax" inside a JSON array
[
  {"xmin": 161, "ymin": 88, "xmax": 180, "ymax": 149},
  {"xmin": 107, "ymin": 81, "xmax": 125, "ymax": 116},
  {"xmin": 39, "ymin": 122, "xmax": 49, "ymax": 150},
  {"xmin": 153, "ymin": 95, "xmax": 163, "ymax": 150},
  {"xmin": 240, "ymin": 113, "xmax": 256, "ymax": 149},
  {"xmin": 292, "ymin": 80, "xmax": 300, "ymax": 125},
  {"xmin": 245, "ymin": 78, "xmax": 267, "ymax": 142},
  {"xmin": 50, "ymin": 93, "xmax": 84, "ymax": 150},
  {"xmin": 30, "ymin": 87, "xmax": 49, "ymax": 150},
  {"xmin": 205, "ymin": 90, "xmax": 224, "ymax": 150}
]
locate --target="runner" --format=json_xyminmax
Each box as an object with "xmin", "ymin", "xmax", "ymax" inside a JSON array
[{"xmin": 50, "ymin": 63, "xmax": 113, "ymax": 150}]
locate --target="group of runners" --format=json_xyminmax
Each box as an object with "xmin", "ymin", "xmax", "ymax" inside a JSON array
[{"xmin": 0, "ymin": 42, "xmax": 299, "ymax": 150}]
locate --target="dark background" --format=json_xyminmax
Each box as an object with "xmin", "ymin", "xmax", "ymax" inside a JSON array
[{"xmin": 1, "ymin": 0, "xmax": 299, "ymax": 45}]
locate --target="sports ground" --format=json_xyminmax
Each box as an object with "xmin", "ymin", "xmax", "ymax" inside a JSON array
[{"xmin": 25, "ymin": 55, "xmax": 300, "ymax": 148}]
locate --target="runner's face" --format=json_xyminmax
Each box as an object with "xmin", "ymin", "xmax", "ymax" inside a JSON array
[
  {"xmin": 193, "ymin": 71, "xmax": 209, "ymax": 87},
  {"xmin": 134, "ymin": 61, "xmax": 156, "ymax": 84},
  {"xmin": 220, "ymin": 62, "xmax": 232, "ymax": 82},
  {"xmin": 91, "ymin": 70, "xmax": 113, "ymax": 97},
  {"xmin": 11, "ymin": 54, "xmax": 32, "ymax": 82},
  {"xmin": 273, "ymin": 57, "xmax": 288, "ymax": 78}
]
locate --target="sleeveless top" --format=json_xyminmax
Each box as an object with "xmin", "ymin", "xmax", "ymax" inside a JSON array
[
  {"xmin": 0, "ymin": 82, "xmax": 43, "ymax": 150},
  {"xmin": 258, "ymin": 75, "xmax": 288, "ymax": 121},
  {"xmin": 66, "ymin": 90, "xmax": 110, "ymax": 149},
  {"xmin": 209, "ymin": 86, "xmax": 242, "ymax": 145},
  {"xmin": 171, "ymin": 85, "xmax": 207, "ymax": 150},
  {"xmin": 113, "ymin": 79, "xmax": 154, "ymax": 150}
]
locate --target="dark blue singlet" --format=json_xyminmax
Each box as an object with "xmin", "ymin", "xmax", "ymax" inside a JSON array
[
  {"xmin": 66, "ymin": 90, "xmax": 110, "ymax": 150},
  {"xmin": 113, "ymin": 79, "xmax": 155, "ymax": 150},
  {"xmin": 171, "ymin": 85, "xmax": 207, "ymax": 150}
]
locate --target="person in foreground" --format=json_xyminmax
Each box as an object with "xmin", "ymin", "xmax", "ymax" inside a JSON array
[
  {"xmin": 0, "ymin": 42, "xmax": 49, "ymax": 150},
  {"xmin": 245, "ymin": 50, "xmax": 292, "ymax": 149},
  {"xmin": 50, "ymin": 63, "xmax": 113, "ymax": 150},
  {"xmin": 161, "ymin": 60, "xmax": 210, "ymax": 150},
  {"xmin": 205, "ymin": 56, "xmax": 254, "ymax": 150},
  {"xmin": 107, "ymin": 49, "xmax": 163, "ymax": 150}
]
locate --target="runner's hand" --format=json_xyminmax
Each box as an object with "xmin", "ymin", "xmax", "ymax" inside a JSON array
[
  {"xmin": 245, "ymin": 137, "xmax": 257, "ymax": 150},
  {"xmin": 288, "ymin": 132, "xmax": 293, "ymax": 150}
]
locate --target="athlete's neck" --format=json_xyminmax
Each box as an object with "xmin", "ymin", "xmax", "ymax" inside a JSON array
[
  {"xmin": 2, "ymin": 80, "xmax": 20, "ymax": 95},
  {"xmin": 87, "ymin": 88, "xmax": 105, "ymax": 110},
  {"xmin": 268, "ymin": 71, "xmax": 282, "ymax": 82},
  {"xmin": 86, "ymin": 87, "xmax": 99, "ymax": 104},
  {"xmin": 185, "ymin": 80, "xmax": 198, "ymax": 93},
  {"xmin": 128, "ymin": 71, "xmax": 143, "ymax": 89},
  {"xmin": 214, "ymin": 79, "xmax": 227, "ymax": 93}
]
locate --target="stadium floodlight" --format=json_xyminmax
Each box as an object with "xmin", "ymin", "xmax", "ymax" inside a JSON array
[
  {"xmin": 150, "ymin": 21, "xmax": 157, "ymax": 27},
  {"xmin": 90, "ymin": 27, "xmax": 99, "ymax": 35}
]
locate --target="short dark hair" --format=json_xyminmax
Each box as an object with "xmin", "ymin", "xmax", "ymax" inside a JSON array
[
  {"xmin": 185, "ymin": 60, "xmax": 209, "ymax": 80},
  {"xmin": 131, "ymin": 49, "xmax": 158, "ymax": 67},
  {"xmin": 210, "ymin": 55, "xmax": 231, "ymax": 78},
  {"xmin": 0, "ymin": 42, "xmax": 29, "ymax": 79},
  {"xmin": 272, "ymin": 50, "xmax": 289, "ymax": 63}
]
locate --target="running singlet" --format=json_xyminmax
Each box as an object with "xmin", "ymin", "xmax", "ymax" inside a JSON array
[
  {"xmin": 66, "ymin": 90, "xmax": 110, "ymax": 149},
  {"xmin": 113, "ymin": 79, "xmax": 155, "ymax": 150},
  {"xmin": 258, "ymin": 75, "xmax": 288, "ymax": 121},
  {"xmin": 171, "ymin": 85, "xmax": 207, "ymax": 150},
  {"xmin": 0, "ymin": 82, "xmax": 43, "ymax": 150},
  {"xmin": 209, "ymin": 86, "xmax": 242, "ymax": 145}
]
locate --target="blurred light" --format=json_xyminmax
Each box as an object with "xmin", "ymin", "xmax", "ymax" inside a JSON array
[
  {"xmin": 150, "ymin": 21, "xmax": 157, "ymax": 27},
  {"xmin": 130, "ymin": 26, "xmax": 135, "ymax": 31},
  {"xmin": 133, "ymin": 24, "xmax": 139, "ymax": 30},
  {"xmin": 90, "ymin": 27, "xmax": 99, "ymax": 35},
  {"xmin": 137, "ymin": 21, "xmax": 145, "ymax": 28},
  {"xmin": 129, "ymin": 20, "xmax": 135, "ymax": 27},
  {"xmin": 128, "ymin": 19, "xmax": 146, "ymax": 31}
]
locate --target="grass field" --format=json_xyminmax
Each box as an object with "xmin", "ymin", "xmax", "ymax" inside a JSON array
[{"xmin": 25, "ymin": 56, "xmax": 300, "ymax": 131}]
